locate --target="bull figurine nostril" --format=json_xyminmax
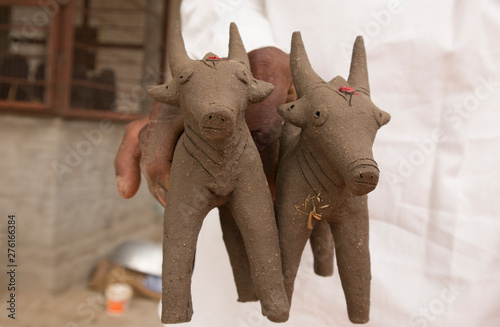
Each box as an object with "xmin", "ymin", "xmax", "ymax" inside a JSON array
[
  {"xmin": 351, "ymin": 165, "xmax": 380, "ymax": 195},
  {"xmin": 200, "ymin": 109, "xmax": 235, "ymax": 140},
  {"xmin": 205, "ymin": 112, "xmax": 228, "ymax": 124}
]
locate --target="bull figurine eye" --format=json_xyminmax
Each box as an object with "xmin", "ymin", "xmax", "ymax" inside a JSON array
[
  {"xmin": 312, "ymin": 105, "xmax": 328, "ymax": 126},
  {"xmin": 235, "ymin": 68, "xmax": 249, "ymax": 84}
]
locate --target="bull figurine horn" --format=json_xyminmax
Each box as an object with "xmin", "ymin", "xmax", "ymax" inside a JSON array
[
  {"xmin": 168, "ymin": 22, "xmax": 191, "ymax": 77},
  {"xmin": 347, "ymin": 36, "xmax": 370, "ymax": 97},
  {"xmin": 290, "ymin": 31, "xmax": 324, "ymax": 98},
  {"xmin": 228, "ymin": 22, "xmax": 250, "ymax": 67}
]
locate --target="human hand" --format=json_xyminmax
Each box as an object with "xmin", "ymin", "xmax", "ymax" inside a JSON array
[
  {"xmin": 114, "ymin": 101, "xmax": 183, "ymax": 206},
  {"xmin": 246, "ymin": 47, "xmax": 296, "ymax": 196},
  {"xmin": 114, "ymin": 115, "xmax": 148, "ymax": 199}
]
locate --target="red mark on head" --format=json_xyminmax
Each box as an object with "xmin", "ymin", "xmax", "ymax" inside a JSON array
[
  {"xmin": 339, "ymin": 86, "xmax": 355, "ymax": 94},
  {"xmin": 208, "ymin": 56, "xmax": 221, "ymax": 60},
  {"xmin": 339, "ymin": 86, "xmax": 360, "ymax": 106}
]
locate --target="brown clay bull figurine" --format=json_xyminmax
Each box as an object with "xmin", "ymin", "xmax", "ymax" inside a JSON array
[
  {"xmin": 275, "ymin": 33, "xmax": 390, "ymax": 323},
  {"xmin": 147, "ymin": 23, "xmax": 289, "ymax": 324},
  {"xmin": 137, "ymin": 34, "xmax": 333, "ymax": 304}
]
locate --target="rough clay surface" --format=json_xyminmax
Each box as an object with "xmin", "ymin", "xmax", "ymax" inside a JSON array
[
  {"xmin": 148, "ymin": 23, "xmax": 289, "ymax": 324},
  {"xmin": 274, "ymin": 32, "xmax": 391, "ymax": 324}
]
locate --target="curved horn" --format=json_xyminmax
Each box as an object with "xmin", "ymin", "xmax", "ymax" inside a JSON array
[
  {"xmin": 228, "ymin": 22, "xmax": 249, "ymax": 67},
  {"xmin": 168, "ymin": 21, "xmax": 191, "ymax": 77},
  {"xmin": 290, "ymin": 31, "xmax": 324, "ymax": 98},
  {"xmin": 347, "ymin": 36, "xmax": 370, "ymax": 96}
]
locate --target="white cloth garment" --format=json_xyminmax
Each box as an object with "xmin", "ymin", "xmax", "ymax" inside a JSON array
[{"xmin": 160, "ymin": 1, "xmax": 500, "ymax": 326}]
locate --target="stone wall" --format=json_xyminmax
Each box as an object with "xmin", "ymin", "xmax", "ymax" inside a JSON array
[{"xmin": 0, "ymin": 114, "xmax": 163, "ymax": 294}]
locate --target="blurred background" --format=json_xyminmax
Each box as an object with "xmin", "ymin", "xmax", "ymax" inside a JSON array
[
  {"xmin": 1, "ymin": 0, "xmax": 500, "ymax": 327},
  {"xmin": 0, "ymin": 0, "xmax": 180, "ymax": 326}
]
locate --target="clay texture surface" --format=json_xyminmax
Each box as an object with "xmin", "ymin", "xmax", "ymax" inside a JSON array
[
  {"xmin": 275, "ymin": 32, "xmax": 391, "ymax": 324},
  {"xmin": 148, "ymin": 23, "xmax": 289, "ymax": 324}
]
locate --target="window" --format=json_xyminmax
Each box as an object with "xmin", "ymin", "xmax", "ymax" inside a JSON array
[
  {"xmin": 0, "ymin": 2, "xmax": 56, "ymax": 112},
  {"xmin": 0, "ymin": 0, "xmax": 169, "ymax": 120}
]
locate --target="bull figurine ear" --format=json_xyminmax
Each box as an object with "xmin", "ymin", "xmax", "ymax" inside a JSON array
[
  {"xmin": 248, "ymin": 80, "xmax": 274, "ymax": 103},
  {"xmin": 147, "ymin": 81, "xmax": 180, "ymax": 107},
  {"xmin": 277, "ymin": 97, "xmax": 308, "ymax": 128},
  {"xmin": 373, "ymin": 107, "xmax": 391, "ymax": 127}
]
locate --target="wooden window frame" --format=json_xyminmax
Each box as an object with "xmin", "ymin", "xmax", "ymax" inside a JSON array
[
  {"xmin": 0, "ymin": 0, "xmax": 59, "ymax": 115},
  {"xmin": 0, "ymin": 0, "xmax": 170, "ymax": 121}
]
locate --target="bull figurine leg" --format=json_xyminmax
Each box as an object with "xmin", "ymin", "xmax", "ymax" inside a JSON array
[
  {"xmin": 219, "ymin": 205, "xmax": 257, "ymax": 302},
  {"xmin": 275, "ymin": 192, "xmax": 315, "ymax": 304},
  {"xmin": 310, "ymin": 219, "xmax": 335, "ymax": 277},
  {"xmin": 228, "ymin": 150, "xmax": 289, "ymax": 322},
  {"xmin": 329, "ymin": 195, "xmax": 371, "ymax": 324},
  {"xmin": 161, "ymin": 194, "xmax": 210, "ymax": 323},
  {"xmin": 161, "ymin": 147, "xmax": 215, "ymax": 324}
]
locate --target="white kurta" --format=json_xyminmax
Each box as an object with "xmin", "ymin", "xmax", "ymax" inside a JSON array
[{"xmin": 160, "ymin": 1, "xmax": 500, "ymax": 326}]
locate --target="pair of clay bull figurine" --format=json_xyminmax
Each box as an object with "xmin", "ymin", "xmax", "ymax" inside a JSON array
[{"xmin": 147, "ymin": 23, "xmax": 390, "ymax": 324}]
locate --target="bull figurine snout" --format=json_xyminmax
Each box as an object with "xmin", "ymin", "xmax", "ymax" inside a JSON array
[
  {"xmin": 349, "ymin": 159, "xmax": 380, "ymax": 196},
  {"xmin": 200, "ymin": 105, "xmax": 235, "ymax": 140}
]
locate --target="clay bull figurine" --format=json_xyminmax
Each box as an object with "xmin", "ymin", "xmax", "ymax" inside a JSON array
[
  {"xmin": 275, "ymin": 33, "xmax": 391, "ymax": 323},
  {"xmin": 141, "ymin": 32, "xmax": 334, "ymax": 308},
  {"xmin": 147, "ymin": 23, "xmax": 289, "ymax": 324}
]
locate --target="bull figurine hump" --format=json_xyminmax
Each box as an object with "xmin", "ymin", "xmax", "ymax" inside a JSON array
[
  {"xmin": 147, "ymin": 23, "xmax": 289, "ymax": 324},
  {"xmin": 275, "ymin": 32, "xmax": 390, "ymax": 323}
]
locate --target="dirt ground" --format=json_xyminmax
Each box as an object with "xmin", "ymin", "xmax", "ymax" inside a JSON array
[{"xmin": 0, "ymin": 285, "xmax": 164, "ymax": 327}]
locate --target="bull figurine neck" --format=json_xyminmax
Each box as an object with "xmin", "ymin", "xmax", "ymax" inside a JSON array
[
  {"xmin": 275, "ymin": 32, "xmax": 390, "ymax": 323},
  {"xmin": 148, "ymin": 23, "xmax": 289, "ymax": 324}
]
